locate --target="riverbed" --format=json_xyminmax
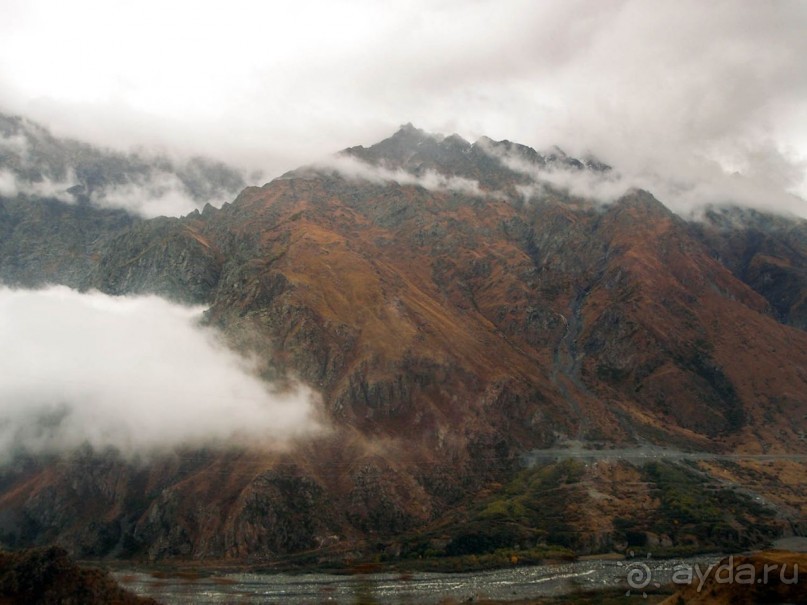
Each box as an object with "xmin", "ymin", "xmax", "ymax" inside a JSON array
[{"xmin": 115, "ymin": 555, "xmax": 721, "ymax": 604}]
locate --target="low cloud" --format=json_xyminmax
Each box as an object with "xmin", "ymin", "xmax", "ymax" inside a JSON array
[
  {"xmin": 313, "ymin": 154, "xmax": 489, "ymax": 197},
  {"xmin": 0, "ymin": 286, "xmax": 321, "ymax": 459},
  {"xmin": 0, "ymin": 125, "xmax": 244, "ymax": 218},
  {"xmin": 0, "ymin": 170, "xmax": 18, "ymax": 197},
  {"xmin": 0, "ymin": 169, "xmax": 75, "ymax": 203},
  {"xmin": 482, "ymin": 140, "xmax": 807, "ymax": 218},
  {"xmin": 92, "ymin": 171, "xmax": 209, "ymax": 218},
  {"xmin": 0, "ymin": 163, "xmax": 213, "ymax": 218}
]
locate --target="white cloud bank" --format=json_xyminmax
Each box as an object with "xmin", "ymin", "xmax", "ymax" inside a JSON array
[
  {"xmin": 94, "ymin": 171, "xmax": 206, "ymax": 218},
  {"xmin": 0, "ymin": 168, "xmax": 75, "ymax": 203},
  {"xmin": 0, "ymin": 166, "xmax": 202, "ymax": 217},
  {"xmin": 482, "ymin": 141, "xmax": 807, "ymax": 217},
  {"xmin": 313, "ymin": 154, "xmax": 488, "ymax": 197},
  {"xmin": 0, "ymin": 130, "xmax": 239, "ymax": 218},
  {"xmin": 0, "ymin": 286, "xmax": 321, "ymax": 458}
]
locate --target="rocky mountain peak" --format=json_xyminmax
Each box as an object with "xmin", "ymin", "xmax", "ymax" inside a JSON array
[{"xmin": 335, "ymin": 124, "xmax": 612, "ymax": 197}]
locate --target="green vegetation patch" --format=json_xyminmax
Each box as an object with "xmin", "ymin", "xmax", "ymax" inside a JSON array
[
  {"xmin": 397, "ymin": 460, "xmax": 587, "ymax": 565},
  {"xmin": 637, "ymin": 461, "xmax": 778, "ymax": 551}
]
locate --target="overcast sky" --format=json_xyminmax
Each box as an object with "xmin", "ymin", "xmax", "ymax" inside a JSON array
[{"xmin": 1, "ymin": 0, "xmax": 806, "ymax": 215}]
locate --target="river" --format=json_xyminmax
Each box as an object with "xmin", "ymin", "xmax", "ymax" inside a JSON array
[{"xmin": 114, "ymin": 555, "xmax": 721, "ymax": 604}]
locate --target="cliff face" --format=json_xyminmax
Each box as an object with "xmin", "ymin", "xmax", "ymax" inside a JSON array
[{"xmin": 1, "ymin": 123, "xmax": 806, "ymax": 561}]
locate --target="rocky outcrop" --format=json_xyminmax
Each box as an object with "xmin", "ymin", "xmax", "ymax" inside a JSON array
[{"xmin": 0, "ymin": 546, "xmax": 159, "ymax": 604}]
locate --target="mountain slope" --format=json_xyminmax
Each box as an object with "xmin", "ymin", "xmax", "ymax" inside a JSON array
[{"xmin": 693, "ymin": 206, "xmax": 807, "ymax": 330}]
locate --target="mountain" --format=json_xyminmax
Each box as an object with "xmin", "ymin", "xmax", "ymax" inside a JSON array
[
  {"xmin": 0, "ymin": 111, "xmax": 245, "ymax": 217},
  {"xmin": 0, "ymin": 121, "xmax": 805, "ymax": 563},
  {"xmin": 0, "ymin": 110, "xmax": 245, "ymax": 298}
]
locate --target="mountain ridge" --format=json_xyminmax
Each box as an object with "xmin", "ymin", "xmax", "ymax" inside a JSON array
[{"xmin": 0, "ymin": 111, "xmax": 246, "ymax": 217}]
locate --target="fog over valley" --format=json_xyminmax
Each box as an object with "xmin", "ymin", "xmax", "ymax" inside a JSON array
[{"xmin": 0, "ymin": 286, "xmax": 321, "ymax": 458}]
